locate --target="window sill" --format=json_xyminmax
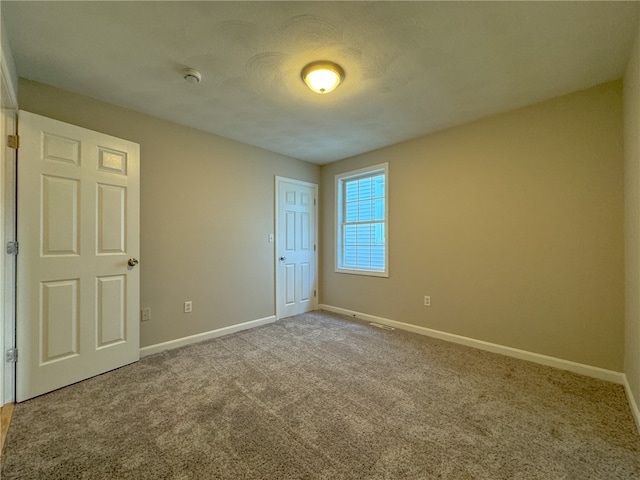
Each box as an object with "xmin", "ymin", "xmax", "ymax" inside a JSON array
[{"xmin": 335, "ymin": 268, "xmax": 389, "ymax": 278}]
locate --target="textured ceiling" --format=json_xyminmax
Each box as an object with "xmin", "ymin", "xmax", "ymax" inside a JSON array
[{"xmin": 2, "ymin": 1, "xmax": 639, "ymax": 164}]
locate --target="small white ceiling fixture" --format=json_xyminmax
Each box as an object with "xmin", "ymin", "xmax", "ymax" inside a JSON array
[
  {"xmin": 183, "ymin": 68, "xmax": 202, "ymax": 84},
  {"xmin": 301, "ymin": 61, "xmax": 345, "ymax": 94}
]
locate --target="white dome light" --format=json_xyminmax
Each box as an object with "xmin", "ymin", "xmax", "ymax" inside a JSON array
[{"xmin": 301, "ymin": 61, "xmax": 345, "ymax": 94}]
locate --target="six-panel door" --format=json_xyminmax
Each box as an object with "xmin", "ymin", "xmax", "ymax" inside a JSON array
[
  {"xmin": 276, "ymin": 178, "xmax": 317, "ymax": 319},
  {"xmin": 17, "ymin": 111, "xmax": 140, "ymax": 401}
]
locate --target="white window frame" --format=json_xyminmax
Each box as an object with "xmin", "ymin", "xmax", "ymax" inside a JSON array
[{"xmin": 335, "ymin": 163, "xmax": 389, "ymax": 277}]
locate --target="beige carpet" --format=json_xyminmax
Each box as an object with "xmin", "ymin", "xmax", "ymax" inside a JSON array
[{"xmin": 2, "ymin": 310, "xmax": 639, "ymax": 479}]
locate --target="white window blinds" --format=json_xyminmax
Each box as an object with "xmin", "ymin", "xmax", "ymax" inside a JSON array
[{"xmin": 335, "ymin": 164, "xmax": 388, "ymax": 276}]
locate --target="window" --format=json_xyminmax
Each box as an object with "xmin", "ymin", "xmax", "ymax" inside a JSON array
[{"xmin": 335, "ymin": 163, "xmax": 388, "ymax": 277}]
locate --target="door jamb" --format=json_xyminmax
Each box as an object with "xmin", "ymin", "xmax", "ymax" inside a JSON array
[
  {"xmin": 1, "ymin": 45, "xmax": 18, "ymax": 406},
  {"xmin": 274, "ymin": 176, "xmax": 319, "ymax": 320}
]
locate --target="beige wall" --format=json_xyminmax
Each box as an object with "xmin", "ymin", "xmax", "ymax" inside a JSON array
[
  {"xmin": 321, "ymin": 81, "xmax": 624, "ymax": 371},
  {"xmin": 18, "ymin": 78, "xmax": 627, "ymax": 371},
  {"xmin": 18, "ymin": 79, "xmax": 319, "ymax": 348},
  {"xmin": 625, "ymin": 25, "xmax": 640, "ymax": 410}
]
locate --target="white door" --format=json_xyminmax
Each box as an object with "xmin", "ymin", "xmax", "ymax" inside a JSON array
[
  {"xmin": 17, "ymin": 111, "xmax": 140, "ymax": 401},
  {"xmin": 275, "ymin": 177, "xmax": 318, "ymax": 319}
]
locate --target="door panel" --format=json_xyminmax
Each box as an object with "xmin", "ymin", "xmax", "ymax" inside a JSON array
[
  {"xmin": 17, "ymin": 111, "xmax": 140, "ymax": 401},
  {"xmin": 42, "ymin": 175, "xmax": 79, "ymax": 256},
  {"xmin": 96, "ymin": 275, "xmax": 126, "ymax": 348},
  {"xmin": 276, "ymin": 178, "xmax": 318, "ymax": 318},
  {"xmin": 41, "ymin": 279, "xmax": 79, "ymax": 363},
  {"xmin": 42, "ymin": 132, "xmax": 80, "ymax": 165},
  {"xmin": 300, "ymin": 262, "xmax": 311, "ymax": 302},
  {"xmin": 285, "ymin": 264, "xmax": 295, "ymax": 304},
  {"xmin": 97, "ymin": 183, "xmax": 126, "ymax": 254}
]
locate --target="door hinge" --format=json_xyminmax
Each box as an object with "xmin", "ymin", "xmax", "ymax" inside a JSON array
[
  {"xmin": 5, "ymin": 348, "xmax": 17, "ymax": 363},
  {"xmin": 314, "ymin": 198, "xmax": 316, "ymax": 206},
  {"xmin": 314, "ymin": 290, "xmax": 317, "ymax": 297},
  {"xmin": 314, "ymin": 244, "xmax": 316, "ymax": 252},
  {"xmin": 8, "ymin": 135, "xmax": 19, "ymax": 149},
  {"xmin": 6, "ymin": 241, "xmax": 18, "ymax": 255}
]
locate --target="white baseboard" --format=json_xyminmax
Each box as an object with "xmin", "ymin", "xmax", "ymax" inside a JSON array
[
  {"xmin": 320, "ymin": 304, "xmax": 625, "ymax": 385},
  {"xmin": 140, "ymin": 315, "xmax": 277, "ymax": 358},
  {"xmin": 622, "ymin": 375, "xmax": 640, "ymax": 434}
]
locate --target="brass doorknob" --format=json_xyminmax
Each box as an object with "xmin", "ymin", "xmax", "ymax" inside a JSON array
[{"xmin": 128, "ymin": 258, "xmax": 139, "ymax": 267}]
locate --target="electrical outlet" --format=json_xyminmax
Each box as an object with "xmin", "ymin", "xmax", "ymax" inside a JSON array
[
  {"xmin": 184, "ymin": 301, "xmax": 193, "ymax": 313},
  {"xmin": 141, "ymin": 308, "xmax": 151, "ymax": 321},
  {"xmin": 424, "ymin": 296, "xmax": 431, "ymax": 307}
]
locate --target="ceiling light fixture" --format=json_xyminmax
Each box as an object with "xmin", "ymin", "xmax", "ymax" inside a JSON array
[
  {"xmin": 301, "ymin": 61, "xmax": 345, "ymax": 94},
  {"xmin": 183, "ymin": 68, "xmax": 202, "ymax": 84}
]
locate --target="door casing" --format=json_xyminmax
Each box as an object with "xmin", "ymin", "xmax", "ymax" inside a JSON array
[{"xmin": 1, "ymin": 49, "xmax": 18, "ymax": 406}]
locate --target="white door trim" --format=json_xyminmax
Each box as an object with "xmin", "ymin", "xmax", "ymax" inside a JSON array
[
  {"xmin": 274, "ymin": 176, "xmax": 318, "ymax": 320},
  {"xmin": 1, "ymin": 47, "xmax": 18, "ymax": 406}
]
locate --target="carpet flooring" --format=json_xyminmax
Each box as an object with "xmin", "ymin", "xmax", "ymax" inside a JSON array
[{"xmin": 2, "ymin": 310, "xmax": 639, "ymax": 479}]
